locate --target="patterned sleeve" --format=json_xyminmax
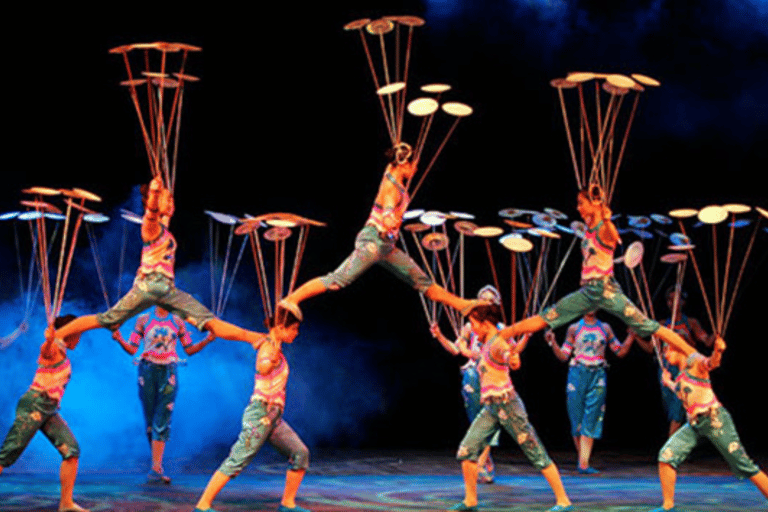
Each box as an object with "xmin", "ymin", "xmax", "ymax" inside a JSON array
[
  {"xmin": 129, "ymin": 314, "xmax": 147, "ymax": 347},
  {"xmin": 175, "ymin": 316, "xmax": 192, "ymax": 347}
]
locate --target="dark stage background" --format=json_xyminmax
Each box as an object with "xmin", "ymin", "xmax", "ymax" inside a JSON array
[{"xmin": 1, "ymin": 0, "xmax": 766, "ymax": 474}]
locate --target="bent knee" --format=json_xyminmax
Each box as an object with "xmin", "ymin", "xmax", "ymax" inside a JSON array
[
  {"xmin": 59, "ymin": 440, "xmax": 80, "ymax": 460},
  {"xmin": 290, "ymin": 445, "xmax": 310, "ymax": 470}
]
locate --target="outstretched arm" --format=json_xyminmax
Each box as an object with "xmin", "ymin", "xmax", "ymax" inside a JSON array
[
  {"xmin": 429, "ymin": 323, "xmax": 460, "ymax": 356},
  {"xmin": 184, "ymin": 331, "xmax": 216, "ymax": 356},
  {"xmin": 112, "ymin": 329, "xmax": 138, "ymax": 356}
]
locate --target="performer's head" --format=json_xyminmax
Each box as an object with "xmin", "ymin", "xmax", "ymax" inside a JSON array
[
  {"xmin": 53, "ymin": 314, "xmax": 80, "ymax": 350},
  {"xmin": 577, "ymin": 184, "xmax": 608, "ymax": 222},
  {"xmin": 665, "ymin": 286, "xmax": 688, "ymax": 311},
  {"xmin": 391, "ymin": 142, "xmax": 413, "ymax": 164},
  {"xmin": 268, "ymin": 305, "xmax": 302, "ymax": 343},
  {"xmin": 467, "ymin": 303, "xmax": 502, "ymax": 339},
  {"xmin": 140, "ymin": 181, "xmax": 175, "ymax": 223},
  {"xmin": 477, "ymin": 284, "xmax": 501, "ymax": 305}
]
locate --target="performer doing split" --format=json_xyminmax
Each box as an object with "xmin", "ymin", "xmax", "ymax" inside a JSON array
[
  {"xmin": 54, "ymin": 177, "xmax": 265, "ymax": 346},
  {"xmin": 280, "ymin": 143, "xmax": 483, "ymax": 318},
  {"xmin": 500, "ymin": 186, "xmax": 698, "ymax": 358}
]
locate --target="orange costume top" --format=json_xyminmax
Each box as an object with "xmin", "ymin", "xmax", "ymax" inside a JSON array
[
  {"xmin": 252, "ymin": 339, "xmax": 289, "ymax": 409},
  {"xmin": 139, "ymin": 225, "xmax": 176, "ymax": 279},
  {"xmin": 366, "ymin": 170, "xmax": 411, "ymax": 238},
  {"xmin": 478, "ymin": 334, "xmax": 515, "ymax": 402},
  {"xmin": 30, "ymin": 339, "xmax": 72, "ymax": 403},
  {"xmin": 580, "ymin": 220, "xmax": 614, "ymax": 282}
]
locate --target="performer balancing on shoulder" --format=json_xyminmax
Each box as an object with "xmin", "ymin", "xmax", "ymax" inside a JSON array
[
  {"xmin": 633, "ymin": 287, "xmax": 713, "ymax": 437},
  {"xmin": 501, "ymin": 185, "xmax": 697, "ymax": 358},
  {"xmin": 447, "ymin": 304, "xmax": 573, "ymax": 512},
  {"xmin": 649, "ymin": 337, "xmax": 768, "ymax": 511},
  {"xmin": 544, "ymin": 311, "xmax": 633, "ymax": 474},
  {"xmin": 280, "ymin": 143, "xmax": 484, "ymax": 318},
  {"xmin": 193, "ymin": 306, "xmax": 311, "ymax": 512},
  {"xmin": 112, "ymin": 306, "xmax": 215, "ymax": 484},
  {"xmin": 0, "ymin": 316, "xmax": 89, "ymax": 512},
  {"xmin": 430, "ymin": 285, "xmax": 508, "ymax": 484},
  {"xmin": 54, "ymin": 176, "xmax": 265, "ymax": 346}
]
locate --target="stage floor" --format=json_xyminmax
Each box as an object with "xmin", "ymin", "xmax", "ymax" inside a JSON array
[{"xmin": 1, "ymin": 450, "xmax": 765, "ymax": 511}]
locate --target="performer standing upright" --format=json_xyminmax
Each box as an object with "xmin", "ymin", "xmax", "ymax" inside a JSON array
[
  {"xmin": 54, "ymin": 177, "xmax": 265, "ymax": 346},
  {"xmin": 112, "ymin": 306, "xmax": 215, "ymax": 484},
  {"xmin": 500, "ymin": 186, "xmax": 697, "ymax": 358},
  {"xmin": 193, "ymin": 307, "xmax": 311, "ymax": 512},
  {"xmin": 545, "ymin": 311, "xmax": 633, "ymax": 474},
  {"xmin": 650, "ymin": 338, "xmax": 768, "ymax": 511},
  {"xmin": 280, "ymin": 144, "xmax": 483, "ymax": 317},
  {"xmin": 0, "ymin": 316, "xmax": 89, "ymax": 512}
]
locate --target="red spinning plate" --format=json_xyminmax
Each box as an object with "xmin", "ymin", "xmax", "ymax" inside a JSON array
[
  {"xmin": 344, "ymin": 18, "xmax": 371, "ymax": 30},
  {"xmin": 366, "ymin": 19, "xmax": 395, "ymax": 35}
]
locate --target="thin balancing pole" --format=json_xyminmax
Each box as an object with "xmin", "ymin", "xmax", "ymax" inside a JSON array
[
  {"xmin": 85, "ymin": 224, "xmax": 111, "ymax": 310},
  {"xmin": 608, "ymin": 92, "xmax": 640, "ymax": 202},
  {"xmin": 483, "ymin": 238, "xmax": 505, "ymax": 325},
  {"xmin": 220, "ymin": 236, "xmax": 249, "ymax": 318},
  {"xmin": 718, "ymin": 214, "xmax": 737, "ymax": 335},
  {"xmin": 354, "ymin": 29, "xmax": 395, "ymax": 145},
  {"xmin": 722, "ymin": 217, "xmax": 762, "ymax": 333},
  {"xmin": 556, "ymin": 86, "xmax": 581, "ymax": 189},
  {"xmin": 248, "ymin": 231, "xmax": 272, "ymax": 319},
  {"xmin": 410, "ymin": 117, "xmax": 462, "ymax": 203},
  {"xmin": 711, "ymin": 224, "xmax": 721, "ymax": 334},
  {"xmin": 677, "ymin": 221, "xmax": 717, "ymax": 335},
  {"xmin": 398, "ymin": 234, "xmax": 433, "ymax": 326}
]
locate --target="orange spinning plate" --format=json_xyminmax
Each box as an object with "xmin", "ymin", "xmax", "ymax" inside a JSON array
[
  {"xmin": 605, "ymin": 74, "xmax": 637, "ymax": 88},
  {"xmin": 454, "ymin": 220, "xmax": 478, "ymax": 235},
  {"xmin": 344, "ymin": 18, "xmax": 371, "ymax": 30},
  {"xmin": 366, "ymin": 19, "xmax": 395, "ymax": 35},
  {"xmin": 756, "ymin": 206, "xmax": 768, "ymax": 219},
  {"xmin": 22, "ymin": 186, "xmax": 60, "ymax": 196},
  {"xmin": 422, "ymin": 232, "xmax": 449, "ymax": 251},
  {"xmin": 660, "ymin": 253, "xmax": 688, "ymax": 264},
  {"xmin": 68, "ymin": 188, "xmax": 102, "ymax": 202},
  {"xmin": 20, "ymin": 200, "xmax": 62, "ymax": 214},
  {"xmin": 121, "ymin": 78, "xmax": 148, "ymax": 87},
  {"xmin": 631, "ymin": 73, "xmax": 661, "ymax": 86},
  {"xmin": 174, "ymin": 73, "xmax": 200, "ymax": 82},
  {"xmin": 602, "ymin": 82, "xmax": 630, "ymax": 96},
  {"xmin": 385, "ymin": 15, "xmax": 425, "ymax": 27},
  {"xmin": 403, "ymin": 222, "xmax": 430, "ymax": 233},
  {"xmin": 550, "ymin": 78, "xmax": 578, "ymax": 89},
  {"xmin": 503, "ymin": 219, "xmax": 533, "ymax": 229},
  {"xmin": 565, "ymin": 72, "xmax": 596, "ymax": 83},
  {"xmin": 263, "ymin": 226, "xmax": 292, "ymax": 241}
]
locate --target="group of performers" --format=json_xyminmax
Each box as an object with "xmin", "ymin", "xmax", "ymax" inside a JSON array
[
  {"xmin": 0, "ymin": 33, "xmax": 765, "ymax": 512},
  {"xmin": 2, "ymin": 150, "xmax": 766, "ymax": 512}
]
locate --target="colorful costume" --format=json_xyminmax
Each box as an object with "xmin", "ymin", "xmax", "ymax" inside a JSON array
[
  {"xmin": 218, "ymin": 337, "xmax": 309, "ymax": 477},
  {"xmin": 657, "ymin": 353, "xmax": 760, "ymax": 478},
  {"xmin": 457, "ymin": 334, "xmax": 552, "ymax": 470},
  {"xmin": 459, "ymin": 324, "xmax": 500, "ymax": 447},
  {"xmin": 657, "ymin": 316, "xmax": 696, "ymax": 425},
  {"xmin": 0, "ymin": 339, "xmax": 79, "ymax": 467},
  {"xmin": 96, "ymin": 225, "xmax": 214, "ymax": 331},
  {"xmin": 562, "ymin": 318, "xmax": 621, "ymax": 439},
  {"xmin": 130, "ymin": 310, "xmax": 192, "ymax": 443},
  {"xmin": 319, "ymin": 172, "xmax": 433, "ymax": 292},
  {"xmin": 541, "ymin": 221, "xmax": 659, "ymax": 337}
]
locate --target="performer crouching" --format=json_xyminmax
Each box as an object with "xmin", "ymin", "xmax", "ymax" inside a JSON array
[
  {"xmin": 193, "ymin": 306, "xmax": 311, "ymax": 512},
  {"xmin": 0, "ymin": 316, "xmax": 89, "ymax": 512},
  {"xmin": 650, "ymin": 337, "xmax": 768, "ymax": 511},
  {"xmin": 448, "ymin": 304, "xmax": 573, "ymax": 512}
]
